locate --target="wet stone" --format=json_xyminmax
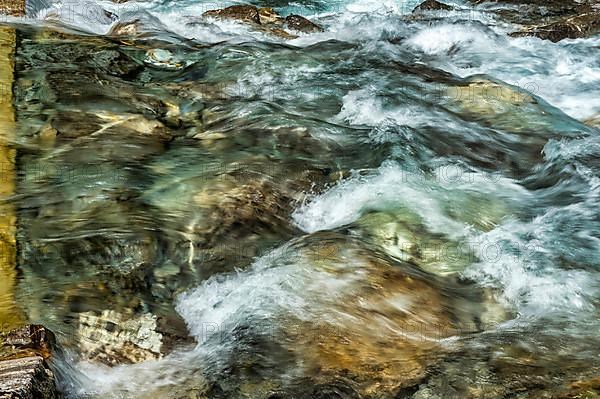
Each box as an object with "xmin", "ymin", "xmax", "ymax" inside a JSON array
[
  {"xmin": 77, "ymin": 310, "xmax": 164, "ymax": 365},
  {"xmin": 468, "ymin": 0, "xmax": 600, "ymax": 41},
  {"xmin": 0, "ymin": 0, "xmax": 25, "ymax": 16},
  {"xmin": 1, "ymin": 326, "xmax": 55, "ymax": 360},
  {"xmin": 108, "ymin": 20, "xmax": 143, "ymax": 37},
  {"xmin": 188, "ymin": 232, "xmax": 496, "ymax": 398},
  {"xmin": 285, "ymin": 15, "xmax": 324, "ymax": 33},
  {"xmin": 258, "ymin": 7, "xmax": 283, "ymax": 25},
  {"xmin": 203, "ymin": 5, "xmax": 261, "ymax": 24},
  {"xmin": 413, "ymin": 0, "xmax": 453, "ymax": 12},
  {"xmin": 584, "ymin": 113, "xmax": 600, "ymax": 128}
]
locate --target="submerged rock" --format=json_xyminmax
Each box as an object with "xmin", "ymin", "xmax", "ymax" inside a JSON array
[
  {"xmin": 351, "ymin": 211, "xmax": 477, "ymax": 275},
  {"xmin": 557, "ymin": 376, "xmax": 600, "ymax": 398},
  {"xmin": 410, "ymin": 327, "xmax": 600, "ymax": 399},
  {"xmin": 435, "ymin": 76, "xmax": 588, "ymax": 175},
  {"xmin": 203, "ymin": 5, "xmax": 261, "ymax": 24},
  {"xmin": 77, "ymin": 310, "xmax": 164, "ymax": 365},
  {"xmin": 285, "ymin": 15, "xmax": 324, "ymax": 33},
  {"xmin": 183, "ymin": 233, "xmax": 495, "ymax": 397},
  {"xmin": 144, "ymin": 49, "xmax": 185, "ymax": 70}
]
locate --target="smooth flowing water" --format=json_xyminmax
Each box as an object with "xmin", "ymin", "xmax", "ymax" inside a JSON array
[{"xmin": 1, "ymin": 0, "xmax": 599, "ymax": 397}]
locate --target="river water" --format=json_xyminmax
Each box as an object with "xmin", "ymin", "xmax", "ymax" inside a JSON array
[{"xmin": 2, "ymin": 0, "xmax": 600, "ymax": 398}]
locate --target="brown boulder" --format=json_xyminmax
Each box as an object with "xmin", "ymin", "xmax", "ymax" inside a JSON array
[
  {"xmin": 266, "ymin": 27, "xmax": 299, "ymax": 40},
  {"xmin": 206, "ymin": 233, "xmax": 491, "ymax": 397},
  {"xmin": 285, "ymin": 14, "xmax": 324, "ymax": 33},
  {"xmin": 1, "ymin": 325, "xmax": 55, "ymax": 360},
  {"xmin": 203, "ymin": 5, "xmax": 261, "ymax": 24},
  {"xmin": 413, "ymin": 0, "xmax": 453, "ymax": 12},
  {"xmin": 509, "ymin": 11, "xmax": 600, "ymax": 42}
]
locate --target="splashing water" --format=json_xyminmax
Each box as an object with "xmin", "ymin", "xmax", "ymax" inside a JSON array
[{"xmin": 2, "ymin": 0, "xmax": 600, "ymax": 397}]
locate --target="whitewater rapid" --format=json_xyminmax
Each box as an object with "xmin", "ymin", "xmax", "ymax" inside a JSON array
[{"xmin": 7, "ymin": 0, "xmax": 600, "ymax": 397}]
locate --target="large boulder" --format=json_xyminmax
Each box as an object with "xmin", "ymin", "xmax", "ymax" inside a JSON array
[{"xmin": 178, "ymin": 233, "xmax": 495, "ymax": 397}]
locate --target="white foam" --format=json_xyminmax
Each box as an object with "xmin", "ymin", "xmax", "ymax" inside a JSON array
[
  {"xmin": 406, "ymin": 23, "xmax": 498, "ymax": 55},
  {"xmin": 336, "ymin": 87, "xmax": 423, "ymax": 126},
  {"xmin": 464, "ymin": 214, "xmax": 598, "ymax": 315},
  {"xmin": 292, "ymin": 161, "xmax": 528, "ymax": 238},
  {"xmin": 288, "ymin": 157, "xmax": 600, "ymax": 316}
]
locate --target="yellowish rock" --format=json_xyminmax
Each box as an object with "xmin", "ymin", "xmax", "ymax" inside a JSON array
[
  {"xmin": 0, "ymin": 0, "xmax": 25, "ymax": 16},
  {"xmin": 266, "ymin": 234, "xmax": 474, "ymax": 396},
  {"xmin": 0, "ymin": 26, "xmax": 24, "ymax": 331},
  {"xmin": 258, "ymin": 7, "xmax": 282, "ymax": 25},
  {"xmin": 584, "ymin": 113, "xmax": 600, "ymax": 128}
]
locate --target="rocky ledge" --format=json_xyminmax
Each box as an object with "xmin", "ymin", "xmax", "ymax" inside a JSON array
[{"xmin": 0, "ymin": 325, "xmax": 59, "ymax": 399}]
